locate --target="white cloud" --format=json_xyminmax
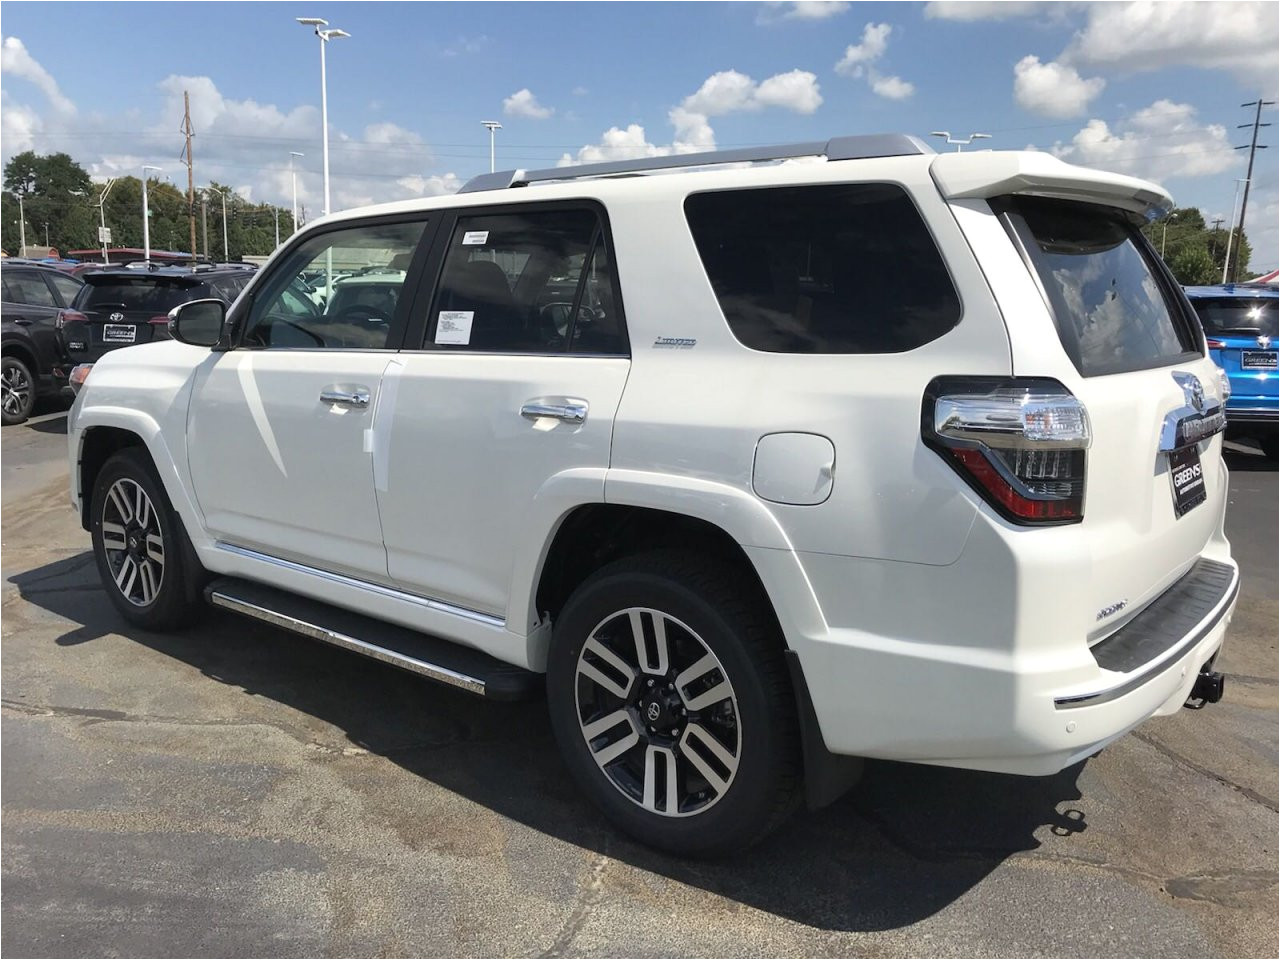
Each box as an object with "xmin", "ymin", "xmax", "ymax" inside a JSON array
[
  {"xmin": 871, "ymin": 75, "xmax": 915, "ymax": 100},
  {"xmin": 1, "ymin": 36, "xmax": 74, "ymax": 114},
  {"xmin": 759, "ymin": 1, "xmax": 850, "ymax": 23},
  {"xmin": 0, "ymin": 89, "xmax": 43, "ymax": 154},
  {"xmin": 835, "ymin": 22, "xmax": 891, "ymax": 77},
  {"xmin": 834, "ymin": 22, "xmax": 914, "ymax": 99},
  {"xmin": 396, "ymin": 173, "xmax": 463, "ymax": 197},
  {"xmin": 1065, "ymin": 1, "xmax": 1279, "ymax": 91},
  {"xmin": 502, "ymin": 88, "xmax": 553, "ymax": 120},
  {"xmin": 924, "ymin": 2, "xmax": 1055, "ymax": 20},
  {"xmin": 1049, "ymin": 100, "xmax": 1238, "ymax": 182},
  {"xmin": 558, "ymin": 124, "xmax": 671, "ymax": 167},
  {"xmin": 1013, "ymin": 55, "xmax": 1105, "ymax": 118},
  {"xmin": 682, "ymin": 70, "xmax": 758, "ymax": 115},
  {"xmin": 753, "ymin": 70, "xmax": 824, "ymax": 114}
]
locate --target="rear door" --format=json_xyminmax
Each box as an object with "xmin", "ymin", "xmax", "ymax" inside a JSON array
[
  {"xmin": 1188, "ymin": 294, "xmax": 1278, "ymax": 413},
  {"xmin": 374, "ymin": 202, "xmax": 630, "ymax": 624},
  {"xmin": 995, "ymin": 196, "xmax": 1228, "ymax": 629},
  {"xmin": 72, "ymin": 274, "xmax": 203, "ymax": 355}
]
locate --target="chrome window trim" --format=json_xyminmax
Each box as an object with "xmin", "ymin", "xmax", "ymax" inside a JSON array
[
  {"xmin": 213, "ymin": 541, "xmax": 506, "ymax": 629},
  {"xmin": 1054, "ymin": 568, "xmax": 1238, "ymax": 710}
]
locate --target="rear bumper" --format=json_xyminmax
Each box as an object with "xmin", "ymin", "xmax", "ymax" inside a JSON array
[
  {"xmin": 1225, "ymin": 405, "xmax": 1278, "ymax": 424},
  {"xmin": 784, "ymin": 555, "xmax": 1237, "ymax": 775}
]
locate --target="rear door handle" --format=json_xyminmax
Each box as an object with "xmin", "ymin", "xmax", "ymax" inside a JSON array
[
  {"xmin": 320, "ymin": 386, "xmax": 371, "ymax": 408},
  {"xmin": 521, "ymin": 397, "xmax": 588, "ymax": 424}
]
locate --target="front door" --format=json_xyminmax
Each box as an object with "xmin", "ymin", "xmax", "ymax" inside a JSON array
[
  {"xmin": 186, "ymin": 216, "xmax": 431, "ymax": 582},
  {"xmin": 375, "ymin": 203, "xmax": 630, "ymax": 622}
]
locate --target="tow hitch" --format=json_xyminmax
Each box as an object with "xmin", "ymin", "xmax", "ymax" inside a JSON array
[{"xmin": 1190, "ymin": 668, "xmax": 1225, "ymax": 705}]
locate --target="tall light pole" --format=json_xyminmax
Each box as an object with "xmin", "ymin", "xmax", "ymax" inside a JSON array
[
  {"xmin": 1222, "ymin": 177, "xmax": 1249, "ymax": 285},
  {"xmin": 206, "ymin": 186, "xmax": 230, "ymax": 261},
  {"xmin": 930, "ymin": 130, "xmax": 992, "ymax": 152},
  {"xmin": 290, "ymin": 151, "xmax": 304, "ymax": 231},
  {"xmin": 297, "ymin": 18, "xmax": 350, "ymax": 217},
  {"xmin": 1160, "ymin": 211, "xmax": 1178, "ymax": 258},
  {"xmin": 481, "ymin": 120, "xmax": 502, "ymax": 173},
  {"xmin": 96, "ymin": 177, "xmax": 118, "ymax": 263},
  {"xmin": 141, "ymin": 164, "xmax": 161, "ymax": 262}
]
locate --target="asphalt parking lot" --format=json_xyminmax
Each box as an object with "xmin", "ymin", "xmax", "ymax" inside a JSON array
[{"xmin": 2, "ymin": 401, "xmax": 1276, "ymax": 958}]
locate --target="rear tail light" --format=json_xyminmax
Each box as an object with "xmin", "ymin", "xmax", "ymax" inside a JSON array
[
  {"xmin": 148, "ymin": 315, "xmax": 171, "ymax": 325},
  {"xmin": 923, "ymin": 377, "xmax": 1090, "ymax": 525},
  {"xmin": 1205, "ymin": 338, "xmax": 1227, "ymax": 349},
  {"xmin": 1216, "ymin": 367, "xmax": 1231, "ymax": 402},
  {"xmin": 55, "ymin": 309, "xmax": 88, "ymax": 330}
]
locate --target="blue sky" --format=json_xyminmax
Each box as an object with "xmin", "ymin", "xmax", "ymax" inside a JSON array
[{"xmin": 2, "ymin": 1, "xmax": 1277, "ymax": 268}]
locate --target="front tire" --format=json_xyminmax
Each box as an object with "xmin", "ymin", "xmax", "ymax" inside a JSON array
[
  {"xmin": 1, "ymin": 355, "xmax": 36, "ymax": 426},
  {"xmin": 547, "ymin": 550, "xmax": 800, "ymax": 856},
  {"xmin": 90, "ymin": 449, "xmax": 206, "ymax": 630}
]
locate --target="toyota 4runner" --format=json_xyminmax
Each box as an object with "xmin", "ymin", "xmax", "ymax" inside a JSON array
[{"xmin": 68, "ymin": 134, "xmax": 1238, "ymax": 855}]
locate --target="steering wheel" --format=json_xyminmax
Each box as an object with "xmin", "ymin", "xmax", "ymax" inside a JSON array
[
  {"xmin": 539, "ymin": 302, "xmax": 602, "ymax": 340},
  {"xmin": 334, "ymin": 305, "xmax": 392, "ymax": 325}
]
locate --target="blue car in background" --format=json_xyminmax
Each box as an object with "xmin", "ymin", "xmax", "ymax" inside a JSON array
[{"xmin": 1184, "ymin": 283, "xmax": 1278, "ymax": 459}]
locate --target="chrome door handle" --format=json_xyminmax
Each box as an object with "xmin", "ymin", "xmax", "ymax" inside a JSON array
[
  {"xmin": 320, "ymin": 387, "xmax": 371, "ymax": 407},
  {"xmin": 521, "ymin": 398, "xmax": 588, "ymax": 424}
]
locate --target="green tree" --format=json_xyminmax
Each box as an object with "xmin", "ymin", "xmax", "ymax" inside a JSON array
[
  {"xmin": 2, "ymin": 151, "xmax": 97, "ymax": 254},
  {"xmin": 1143, "ymin": 206, "xmax": 1252, "ymax": 285}
]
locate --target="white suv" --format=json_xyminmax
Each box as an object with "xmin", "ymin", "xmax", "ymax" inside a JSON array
[{"xmin": 68, "ymin": 134, "xmax": 1238, "ymax": 855}]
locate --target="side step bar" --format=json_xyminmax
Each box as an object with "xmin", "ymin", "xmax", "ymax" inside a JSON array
[{"xmin": 204, "ymin": 577, "xmax": 542, "ymax": 701}]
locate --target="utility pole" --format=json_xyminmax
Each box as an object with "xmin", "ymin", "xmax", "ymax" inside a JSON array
[
  {"xmin": 182, "ymin": 90, "xmax": 198, "ymax": 266},
  {"xmin": 274, "ymin": 206, "xmax": 280, "ymax": 248},
  {"xmin": 1230, "ymin": 98, "xmax": 1274, "ymax": 282},
  {"xmin": 17, "ymin": 193, "xmax": 27, "ymax": 257}
]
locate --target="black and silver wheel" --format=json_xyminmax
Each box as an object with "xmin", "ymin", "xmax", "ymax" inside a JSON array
[
  {"xmin": 1, "ymin": 355, "xmax": 36, "ymax": 426},
  {"xmin": 548, "ymin": 551, "xmax": 799, "ymax": 856},
  {"xmin": 90, "ymin": 448, "xmax": 206, "ymax": 629}
]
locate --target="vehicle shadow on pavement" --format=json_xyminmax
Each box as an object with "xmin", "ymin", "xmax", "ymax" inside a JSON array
[
  {"xmin": 9, "ymin": 553, "xmax": 1088, "ymax": 933},
  {"xmin": 1223, "ymin": 444, "xmax": 1277, "ymax": 473}
]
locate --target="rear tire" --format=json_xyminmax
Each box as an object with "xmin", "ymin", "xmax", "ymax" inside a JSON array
[
  {"xmin": 1, "ymin": 355, "xmax": 36, "ymax": 426},
  {"xmin": 546, "ymin": 550, "xmax": 800, "ymax": 856},
  {"xmin": 90, "ymin": 448, "xmax": 206, "ymax": 630}
]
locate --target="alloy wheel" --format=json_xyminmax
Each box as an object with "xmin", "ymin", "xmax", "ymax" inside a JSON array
[
  {"xmin": 2, "ymin": 363, "xmax": 32, "ymax": 418},
  {"xmin": 100, "ymin": 478, "xmax": 166, "ymax": 607},
  {"xmin": 574, "ymin": 607, "xmax": 742, "ymax": 817}
]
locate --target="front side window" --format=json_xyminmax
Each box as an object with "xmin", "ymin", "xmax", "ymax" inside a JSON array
[
  {"xmin": 1003, "ymin": 197, "xmax": 1200, "ymax": 376},
  {"xmin": 242, "ymin": 220, "xmax": 426, "ymax": 349},
  {"xmin": 424, "ymin": 207, "xmax": 625, "ymax": 354},
  {"xmin": 684, "ymin": 183, "xmax": 961, "ymax": 353}
]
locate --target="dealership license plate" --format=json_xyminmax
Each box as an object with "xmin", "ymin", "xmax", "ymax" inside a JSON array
[
  {"xmin": 1168, "ymin": 444, "xmax": 1206, "ymax": 518},
  {"xmin": 102, "ymin": 324, "xmax": 136, "ymax": 344},
  {"xmin": 1242, "ymin": 351, "xmax": 1277, "ymax": 369}
]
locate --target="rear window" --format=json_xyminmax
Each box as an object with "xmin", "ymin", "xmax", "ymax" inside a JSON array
[
  {"xmin": 1003, "ymin": 197, "xmax": 1200, "ymax": 377},
  {"xmin": 1187, "ymin": 297, "xmax": 1278, "ymax": 339},
  {"xmin": 77, "ymin": 277, "xmax": 209, "ymax": 314},
  {"xmin": 684, "ymin": 184, "xmax": 961, "ymax": 353}
]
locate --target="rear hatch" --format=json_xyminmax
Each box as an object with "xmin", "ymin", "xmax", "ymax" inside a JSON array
[
  {"xmin": 68, "ymin": 274, "xmax": 211, "ymax": 354},
  {"xmin": 998, "ymin": 195, "xmax": 1229, "ymax": 637},
  {"xmin": 1186, "ymin": 293, "xmax": 1278, "ymax": 408}
]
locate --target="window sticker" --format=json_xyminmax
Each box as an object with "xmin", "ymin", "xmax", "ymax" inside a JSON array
[
  {"xmin": 435, "ymin": 310, "xmax": 474, "ymax": 345},
  {"xmin": 462, "ymin": 231, "xmax": 489, "ymax": 246}
]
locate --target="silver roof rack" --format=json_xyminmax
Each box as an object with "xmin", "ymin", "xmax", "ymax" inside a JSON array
[{"xmin": 458, "ymin": 132, "xmax": 933, "ymax": 194}]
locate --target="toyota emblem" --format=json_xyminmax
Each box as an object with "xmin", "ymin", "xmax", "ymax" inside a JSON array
[
  {"xmin": 109, "ymin": 312, "xmax": 125, "ymax": 322},
  {"xmin": 1172, "ymin": 371, "xmax": 1205, "ymax": 413},
  {"xmin": 1259, "ymin": 335, "xmax": 1272, "ymax": 350},
  {"xmin": 646, "ymin": 702, "xmax": 661, "ymax": 722}
]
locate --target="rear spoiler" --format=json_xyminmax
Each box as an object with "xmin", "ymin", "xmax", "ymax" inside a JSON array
[{"xmin": 930, "ymin": 150, "xmax": 1174, "ymax": 220}]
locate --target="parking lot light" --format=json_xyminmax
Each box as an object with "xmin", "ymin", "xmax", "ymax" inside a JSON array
[{"xmin": 297, "ymin": 17, "xmax": 351, "ymax": 217}]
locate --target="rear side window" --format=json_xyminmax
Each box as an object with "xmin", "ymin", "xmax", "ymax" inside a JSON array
[
  {"xmin": 1187, "ymin": 297, "xmax": 1278, "ymax": 339},
  {"xmin": 684, "ymin": 184, "xmax": 961, "ymax": 353},
  {"xmin": 425, "ymin": 206, "xmax": 625, "ymax": 354},
  {"xmin": 47, "ymin": 272, "xmax": 83, "ymax": 306},
  {"xmin": 1002, "ymin": 197, "xmax": 1200, "ymax": 376},
  {"xmin": 3, "ymin": 270, "xmax": 58, "ymax": 307}
]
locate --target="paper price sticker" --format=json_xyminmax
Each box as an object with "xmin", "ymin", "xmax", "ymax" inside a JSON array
[
  {"xmin": 462, "ymin": 231, "xmax": 489, "ymax": 246},
  {"xmin": 435, "ymin": 311, "xmax": 474, "ymax": 345}
]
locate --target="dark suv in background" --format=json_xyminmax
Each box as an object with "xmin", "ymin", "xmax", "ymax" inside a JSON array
[
  {"xmin": 2, "ymin": 260, "xmax": 84, "ymax": 425},
  {"xmin": 1184, "ymin": 283, "xmax": 1278, "ymax": 459},
  {"xmin": 61, "ymin": 264, "xmax": 253, "ymax": 364}
]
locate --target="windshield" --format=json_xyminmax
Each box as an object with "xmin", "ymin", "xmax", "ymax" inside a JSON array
[
  {"xmin": 1004, "ymin": 197, "xmax": 1200, "ymax": 376},
  {"xmin": 1188, "ymin": 297, "xmax": 1278, "ymax": 339}
]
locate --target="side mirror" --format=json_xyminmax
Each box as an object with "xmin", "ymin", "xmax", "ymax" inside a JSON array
[{"xmin": 168, "ymin": 299, "xmax": 227, "ymax": 347}]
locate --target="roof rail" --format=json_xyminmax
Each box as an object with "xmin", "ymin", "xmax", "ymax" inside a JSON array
[{"xmin": 458, "ymin": 132, "xmax": 933, "ymax": 193}]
